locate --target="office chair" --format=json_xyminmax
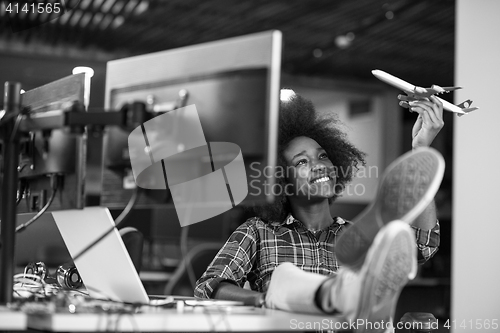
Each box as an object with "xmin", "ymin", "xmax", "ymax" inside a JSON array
[
  {"xmin": 163, "ymin": 242, "xmax": 222, "ymax": 296},
  {"xmin": 119, "ymin": 227, "xmax": 144, "ymax": 273}
]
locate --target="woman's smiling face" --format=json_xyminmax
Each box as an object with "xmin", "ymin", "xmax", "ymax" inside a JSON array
[{"xmin": 283, "ymin": 136, "xmax": 337, "ymax": 200}]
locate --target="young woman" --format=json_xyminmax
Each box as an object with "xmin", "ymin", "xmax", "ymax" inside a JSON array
[{"xmin": 194, "ymin": 91, "xmax": 444, "ymax": 326}]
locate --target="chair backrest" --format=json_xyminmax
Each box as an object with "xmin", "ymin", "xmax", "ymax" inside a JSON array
[
  {"xmin": 164, "ymin": 242, "xmax": 222, "ymax": 296},
  {"xmin": 119, "ymin": 227, "xmax": 144, "ymax": 273}
]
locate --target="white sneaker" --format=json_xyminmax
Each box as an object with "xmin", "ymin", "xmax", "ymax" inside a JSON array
[
  {"xmin": 331, "ymin": 221, "xmax": 417, "ymax": 333},
  {"xmin": 336, "ymin": 147, "xmax": 444, "ymax": 268}
]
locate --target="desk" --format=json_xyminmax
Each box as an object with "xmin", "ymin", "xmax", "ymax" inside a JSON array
[
  {"xmin": 0, "ymin": 306, "xmax": 27, "ymax": 330},
  {"xmin": 27, "ymin": 308, "xmax": 349, "ymax": 332}
]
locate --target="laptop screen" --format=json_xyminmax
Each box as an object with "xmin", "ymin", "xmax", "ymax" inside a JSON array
[{"xmin": 52, "ymin": 207, "xmax": 149, "ymax": 304}]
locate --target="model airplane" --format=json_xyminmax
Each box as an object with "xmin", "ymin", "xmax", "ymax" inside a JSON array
[{"xmin": 372, "ymin": 69, "xmax": 478, "ymax": 117}]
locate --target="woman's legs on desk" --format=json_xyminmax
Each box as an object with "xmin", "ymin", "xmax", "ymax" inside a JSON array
[{"xmin": 265, "ymin": 220, "xmax": 417, "ymax": 324}]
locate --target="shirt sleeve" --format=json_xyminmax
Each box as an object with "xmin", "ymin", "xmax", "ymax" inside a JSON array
[
  {"xmin": 411, "ymin": 220, "xmax": 440, "ymax": 264},
  {"xmin": 194, "ymin": 219, "xmax": 259, "ymax": 299}
]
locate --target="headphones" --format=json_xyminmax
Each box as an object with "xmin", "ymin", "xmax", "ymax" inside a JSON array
[{"xmin": 24, "ymin": 262, "xmax": 83, "ymax": 290}]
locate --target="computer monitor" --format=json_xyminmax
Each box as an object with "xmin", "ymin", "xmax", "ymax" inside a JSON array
[
  {"xmin": 0, "ymin": 74, "xmax": 87, "ymax": 269},
  {"xmin": 101, "ymin": 30, "xmax": 282, "ymax": 209},
  {"xmin": 15, "ymin": 73, "xmax": 87, "ymax": 214}
]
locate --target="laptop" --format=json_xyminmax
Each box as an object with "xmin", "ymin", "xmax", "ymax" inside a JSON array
[
  {"xmin": 52, "ymin": 207, "xmax": 151, "ymax": 304},
  {"xmin": 51, "ymin": 207, "xmax": 242, "ymax": 307}
]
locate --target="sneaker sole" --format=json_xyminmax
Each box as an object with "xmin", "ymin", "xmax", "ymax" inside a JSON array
[
  {"xmin": 335, "ymin": 147, "xmax": 444, "ymax": 268},
  {"xmin": 354, "ymin": 221, "xmax": 417, "ymax": 333}
]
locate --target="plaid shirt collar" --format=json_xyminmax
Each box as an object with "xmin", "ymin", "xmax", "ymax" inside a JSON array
[{"xmin": 269, "ymin": 213, "xmax": 346, "ymax": 230}]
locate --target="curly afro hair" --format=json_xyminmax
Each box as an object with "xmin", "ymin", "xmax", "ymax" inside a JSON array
[{"xmin": 254, "ymin": 92, "xmax": 366, "ymax": 222}]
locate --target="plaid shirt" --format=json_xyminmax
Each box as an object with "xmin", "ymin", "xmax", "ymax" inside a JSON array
[{"xmin": 194, "ymin": 214, "xmax": 440, "ymax": 298}]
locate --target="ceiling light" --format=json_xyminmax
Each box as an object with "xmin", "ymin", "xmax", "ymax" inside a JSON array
[
  {"xmin": 72, "ymin": 67, "xmax": 94, "ymax": 109},
  {"xmin": 335, "ymin": 32, "xmax": 355, "ymax": 49},
  {"xmin": 313, "ymin": 48, "xmax": 323, "ymax": 58},
  {"xmin": 72, "ymin": 66, "xmax": 94, "ymax": 78},
  {"xmin": 69, "ymin": 10, "xmax": 83, "ymax": 27},
  {"xmin": 134, "ymin": 1, "xmax": 149, "ymax": 15},
  {"xmin": 111, "ymin": 15, "xmax": 124, "ymax": 29}
]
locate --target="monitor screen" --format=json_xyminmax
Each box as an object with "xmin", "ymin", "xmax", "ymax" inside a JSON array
[{"xmin": 101, "ymin": 30, "xmax": 282, "ymax": 210}]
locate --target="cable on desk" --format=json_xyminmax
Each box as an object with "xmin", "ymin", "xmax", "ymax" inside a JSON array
[
  {"xmin": 198, "ymin": 303, "xmax": 233, "ymax": 332},
  {"xmin": 113, "ymin": 312, "xmax": 141, "ymax": 333},
  {"xmin": 113, "ymin": 312, "xmax": 123, "ymax": 333},
  {"xmin": 82, "ymin": 285, "xmax": 122, "ymax": 304},
  {"xmin": 125, "ymin": 312, "xmax": 141, "ymax": 333},
  {"xmin": 72, "ymin": 187, "xmax": 141, "ymax": 262},
  {"xmin": 58, "ymin": 286, "xmax": 144, "ymax": 313},
  {"xmin": 13, "ymin": 273, "xmax": 56, "ymax": 299}
]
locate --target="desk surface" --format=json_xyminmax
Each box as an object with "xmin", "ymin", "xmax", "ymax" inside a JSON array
[
  {"xmin": 0, "ymin": 306, "xmax": 27, "ymax": 330},
  {"xmin": 27, "ymin": 308, "xmax": 348, "ymax": 332}
]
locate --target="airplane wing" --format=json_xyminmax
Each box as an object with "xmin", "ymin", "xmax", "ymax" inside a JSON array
[
  {"xmin": 422, "ymin": 85, "xmax": 461, "ymax": 96},
  {"xmin": 400, "ymin": 95, "xmax": 478, "ymax": 116},
  {"xmin": 405, "ymin": 85, "xmax": 462, "ymax": 100}
]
